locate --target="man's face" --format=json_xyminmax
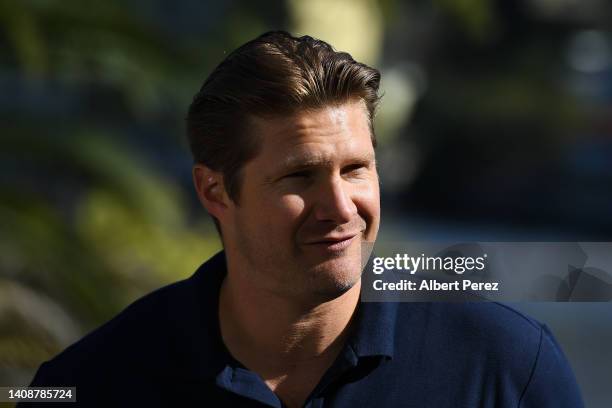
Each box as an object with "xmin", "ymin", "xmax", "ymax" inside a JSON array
[{"xmin": 224, "ymin": 100, "xmax": 380, "ymax": 301}]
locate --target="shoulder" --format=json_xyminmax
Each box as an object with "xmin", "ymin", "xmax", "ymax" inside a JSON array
[
  {"xmin": 29, "ymin": 273, "xmax": 205, "ymax": 388},
  {"xmin": 395, "ymin": 301, "xmax": 543, "ymax": 350},
  {"xmin": 393, "ymin": 302, "xmax": 583, "ymax": 407},
  {"xmin": 393, "ymin": 302, "xmax": 544, "ymax": 378},
  {"xmin": 30, "ymin": 251, "xmax": 229, "ymax": 386}
]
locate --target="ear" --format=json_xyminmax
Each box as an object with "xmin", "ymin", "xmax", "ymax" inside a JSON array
[{"xmin": 193, "ymin": 164, "xmax": 230, "ymax": 221}]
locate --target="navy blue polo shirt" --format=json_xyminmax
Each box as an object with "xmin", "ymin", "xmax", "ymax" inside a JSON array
[{"xmin": 25, "ymin": 251, "xmax": 583, "ymax": 407}]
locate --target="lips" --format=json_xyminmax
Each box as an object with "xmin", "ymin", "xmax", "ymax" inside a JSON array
[
  {"xmin": 304, "ymin": 234, "xmax": 359, "ymax": 252},
  {"xmin": 305, "ymin": 233, "xmax": 358, "ymax": 244}
]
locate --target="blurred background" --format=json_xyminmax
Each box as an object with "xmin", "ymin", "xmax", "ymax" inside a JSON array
[{"xmin": 1, "ymin": 0, "xmax": 611, "ymax": 406}]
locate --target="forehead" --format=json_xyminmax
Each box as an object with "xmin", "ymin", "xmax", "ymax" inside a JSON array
[{"xmin": 248, "ymin": 100, "xmax": 374, "ymax": 164}]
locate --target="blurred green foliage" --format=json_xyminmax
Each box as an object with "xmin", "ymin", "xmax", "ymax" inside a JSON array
[{"xmin": 0, "ymin": 0, "xmax": 230, "ymax": 386}]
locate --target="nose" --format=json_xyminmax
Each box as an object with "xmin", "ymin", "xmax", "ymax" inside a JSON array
[{"xmin": 313, "ymin": 177, "xmax": 357, "ymax": 225}]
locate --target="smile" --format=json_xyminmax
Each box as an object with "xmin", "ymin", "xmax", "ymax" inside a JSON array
[{"xmin": 304, "ymin": 234, "xmax": 358, "ymax": 252}]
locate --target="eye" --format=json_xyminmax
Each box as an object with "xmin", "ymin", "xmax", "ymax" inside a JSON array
[
  {"xmin": 342, "ymin": 163, "xmax": 368, "ymax": 175},
  {"xmin": 284, "ymin": 170, "xmax": 310, "ymax": 179}
]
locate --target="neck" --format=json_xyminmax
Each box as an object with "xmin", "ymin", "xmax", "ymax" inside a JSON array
[
  {"xmin": 219, "ymin": 265, "xmax": 360, "ymax": 368},
  {"xmin": 218, "ymin": 258, "xmax": 361, "ymax": 408}
]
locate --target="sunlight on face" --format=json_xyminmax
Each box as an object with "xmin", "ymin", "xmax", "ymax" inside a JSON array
[{"xmin": 224, "ymin": 100, "xmax": 380, "ymax": 301}]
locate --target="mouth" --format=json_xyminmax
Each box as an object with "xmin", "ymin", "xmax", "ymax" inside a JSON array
[{"xmin": 304, "ymin": 234, "xmax": 359, "ymax": 252}]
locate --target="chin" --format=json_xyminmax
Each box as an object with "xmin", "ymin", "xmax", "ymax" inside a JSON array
[
  {"xmin": 307, "ymin": 257, "xmax": 362, "ymax": 300},
  {"xmin": 308, "ymin": 276, "xmax": 359, "ymax": 302}
]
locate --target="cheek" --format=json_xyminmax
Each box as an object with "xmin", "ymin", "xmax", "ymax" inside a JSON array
[
  {"xmin": 279, "ymin": 194, "xmax": 306, "ymax": 215},
  {"xmin": 267, "ymin": 194, "xmax": 307, "ymax": 226},
  {"xmin": 355, "ymin": 181, "xmax": 380, "ymax": 236},
  {"xmin": 356, "ymin": 180, "xmax": 380, "ymax": 215}
]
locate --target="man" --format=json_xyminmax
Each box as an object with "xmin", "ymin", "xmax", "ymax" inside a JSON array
[{"xmin": 25, "ymin": 31, "xmax": 583, "ymax": 407}]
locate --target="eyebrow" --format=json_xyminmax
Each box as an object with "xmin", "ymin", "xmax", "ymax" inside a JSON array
[{"xmin": 276, "ymin": 152, "xmax": 376, "ymax": 174}]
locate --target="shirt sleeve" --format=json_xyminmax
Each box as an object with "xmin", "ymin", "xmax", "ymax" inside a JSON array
[{"xmin": 519, "ymin": 324, "xmax": 584, "ymax": 408}]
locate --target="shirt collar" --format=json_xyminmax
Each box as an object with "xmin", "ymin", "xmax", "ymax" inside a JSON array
[
  {"xmin": 348, "ymin": 297, "xmax": 397, "ymax": 360},
  {"xmin": 187, "ymin": 251, "xmax": 232, "ymax": 379}
]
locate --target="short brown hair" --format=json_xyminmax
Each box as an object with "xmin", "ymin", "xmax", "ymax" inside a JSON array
[{"xmin": 186, "ymin": 30, "xmax": 381, "ymax": 204}]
